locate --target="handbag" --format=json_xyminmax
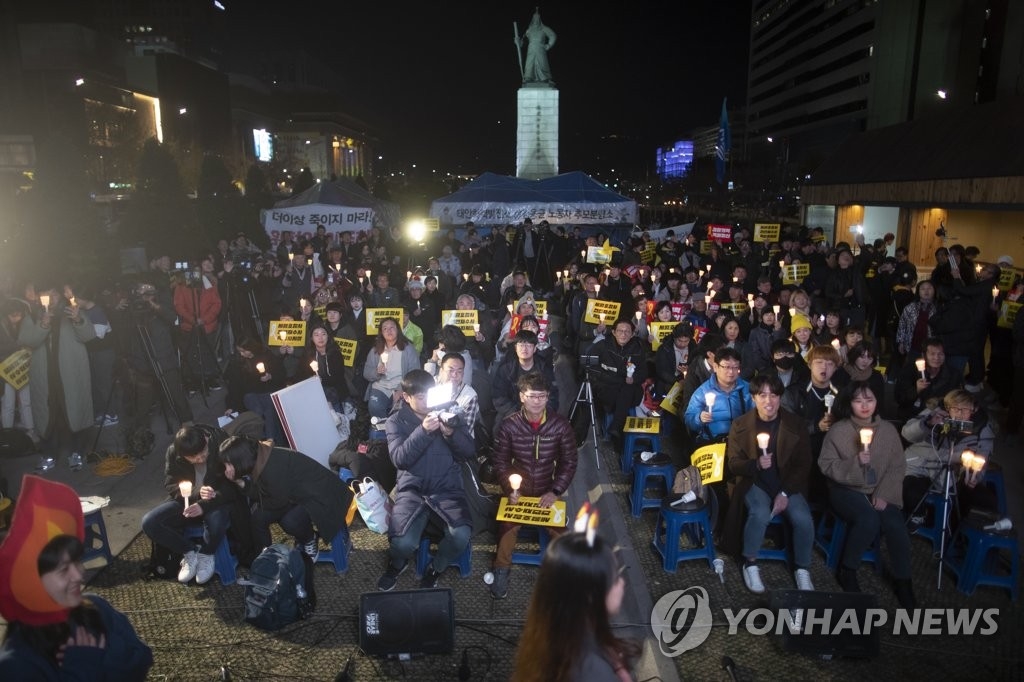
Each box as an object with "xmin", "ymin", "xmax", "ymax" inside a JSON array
[{"xmin": 353, "ymin": 477, "xmax": 392, "ymax": 534}]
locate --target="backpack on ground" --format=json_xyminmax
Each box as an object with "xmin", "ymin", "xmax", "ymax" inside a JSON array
[
  {"xmin": 0, "ymin": 428, "xmax": 35, "ymax": 458},
  {"xmin": 241, "ymin": 543, "xmax": 314, "ymax": 630},
  {"xmin": 142, "ymin": 540, "xmax": 182, "ymax": 581}
]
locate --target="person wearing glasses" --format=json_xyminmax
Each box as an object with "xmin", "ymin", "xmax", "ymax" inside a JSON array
[
  {"xmin": 683, "ymin": 347, "xmax": 753, "ymax": 445},
  {"xmin": 588, "ymin": 319, "xmax": 648, "ymax": 445},
  {"xmin": 492, "ymin": 330, "xmax": 559, "ymax": 425},
  {"xmin": 489, "ymin": 372, "xmax": 578, "ymax": 600},
  {"xmin": 724, "ymin": 375, "xmax": 815, "ymax": 594}
]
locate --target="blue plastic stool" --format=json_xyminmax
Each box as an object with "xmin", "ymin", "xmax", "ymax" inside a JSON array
[
  {"xmin": 415, "ymin": 536, "xmax": 472, "ymax": 578},
  {"xmin": 652, "ymin": 495, "xmax": 717, "ymax": 572},
  {"xmin": 814, "ymin": 511, "xmax": 881, "ymax": 571},
  {"xmin": 621, "ymin": 431, "xmax": 662, "ymax": 475},
  {"xmin": 756, "ymin": 515, "xmax": 789, "ymax": 563},
  {"xmin": 944, "ymin": 522, "xmax": 1019, "ymax": 600},
  {"xmin": 913, "ymin": 492, "xmax": 948, "ymax": 552},
  {"xmin": 369, "ymin": 428, "xmax": 387, "ymax": 442},
  {"xmin": 183, "ymin": 524, "xmax": 238, "ymax": 585},
  {"xmin": 631, "ymin": 457, "xmax": 675, "ymax": 517},
  {"xmin": 82, "ymin": 508, "xmax": 113, "ymax": 566},
  {"xmin": 511, "ymin": 526, "xmax": 551, "ymax": 566},
  {"xmin": 315, "ymin": 528, "xmax": 351, "ymax": 574},
  {"xmin": 981, "ymin": 466, "xmax": 1008, "ymax": 516}
]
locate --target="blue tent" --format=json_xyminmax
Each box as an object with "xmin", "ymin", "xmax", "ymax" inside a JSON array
[{"xmin": 429, "ymin": 171, "xmax": 637, "ymax": 227}]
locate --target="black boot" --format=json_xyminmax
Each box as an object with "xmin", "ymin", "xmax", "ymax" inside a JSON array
[
  {"xmin": 836, "ymin": 566, "xmax": 860, "ymax": 592},
  {"xmin": 894, "ymin": 579, "xmax": 916, "ymax": 609}
]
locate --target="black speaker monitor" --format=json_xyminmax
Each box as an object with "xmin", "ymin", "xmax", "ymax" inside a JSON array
[
  {"xmin": 359, "ymin": 588, "xmax": 455, "ymax": 659},
  {"xmin": 769, "ymin": 589, "xmax": 881, "ymax": 659}
]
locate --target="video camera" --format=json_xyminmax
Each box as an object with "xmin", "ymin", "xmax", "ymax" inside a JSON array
[
  {"xmin": 579, "ymin": 354, "xmax": 600, "ymax": 369},
  {"xmin": 426, "ymin": 384, "xmax": 462, "ymax": 427},
  {"xmin": 943, "ymin": 418, "xmax": 973, "ymax": 435}
]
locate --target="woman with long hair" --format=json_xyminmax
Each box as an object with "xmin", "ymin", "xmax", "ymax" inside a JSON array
[
  {"xmin": 224, "ymin": 336, "xmax": 286, "ymax": 443},
  {"xmin": 895, "ymin": 280, "xmax": 938, "ymax": 365},
  {"xmin": 304, "ymin": 324, "xmax": 348, "ymax": 413},
  {"xmin": 363, "ymin": 317, "xmax": 419, "ymax": 418},
  {"xmin": 819, "ymin": 381, "xmax": 915, "ymax": 607},
  {"xmin": 513, "ymin": 517, "xmax": 637, "ymax": 682},
  {"xmin": 0, "ymin": 476, "xmax": 153, "ymax": 679}
]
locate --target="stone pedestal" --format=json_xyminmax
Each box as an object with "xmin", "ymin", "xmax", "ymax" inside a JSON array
[{"xmin": 516, "ymin": 85, "xmax": 559, "ymax": 180}]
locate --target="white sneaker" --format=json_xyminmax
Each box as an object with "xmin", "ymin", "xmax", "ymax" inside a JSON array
[
  {"xmin": 195, "ymin": 553, "xmax": 216, "ymax": 584},
  {"xmin": 743, "ymin": 563, "xmax": 765, "ymax": 593},
  {"xmin": 178, "ymin": 550, "xmax": 199, "ymax": 583},
  {"xmin": 794, "ymin": 568, "xmax": 814, "ymax": 591}
]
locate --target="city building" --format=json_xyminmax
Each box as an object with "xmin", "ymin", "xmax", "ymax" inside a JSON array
[{"xmin": 655, "ymin": 140, "xmax": 694, "ymax": 180}]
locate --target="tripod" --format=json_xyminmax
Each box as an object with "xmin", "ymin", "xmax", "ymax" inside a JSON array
[
  {"xmin": 135, "ymin": 321, "xmax": 182, "ymax": 435},
  {"xmin": 906, "ymin": 430, "xmax": 962, "ymax": 590},
  {"xmin": 183, "ymin": 286, "xmax": 223, "ymax": 407},
  {"xmin": 568, "ymin": 364, "xmax": 601, "ymax": 469}
]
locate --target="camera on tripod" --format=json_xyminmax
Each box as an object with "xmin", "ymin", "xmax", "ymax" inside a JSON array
[
  {"xmin": 579, "ymin": 354, "xmax": 600, "ymax": 369},
  {"xmin": 129, "ymin": 283, "xmax": 158, "ymax": 314}
]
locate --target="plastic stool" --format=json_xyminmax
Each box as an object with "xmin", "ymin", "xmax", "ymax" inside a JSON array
[
  {"xmin": 981, "ymin": 466, "xmax": 1008, "ymax": 516},
  {"xmin": 369, "ymin": 428, "xmax": 387, "ymax": 441},
  {"xmin": 82, "ymin": 508, "xmax": 113, "ymax": 566},
  {"xmin": 944, "ymin": 522, "xmax": 1019, "ymax": 600},
  {"xmin": 621, "ymin": 416, "xmax": 662, "ymax": 474},
  {"xmin": 315, "ymin": 528, "xmax": 351, "ymax": 574},
  {"xmin": 756, "ymin": 515, "xmax": 789, "ymax": 564},
  {"xmin": 415, "ymin": 536, "xmax": 472, "ymax": 578},
  {"xmin": 184, "ymin": 525, "xmax": 238, "ymax": 586},
  {"xmin": 652, "ymin": 495, "xmax": 717, "ymax": 572},
  {"xmin": 510, "ymin": 526, "xmax": 550, "ymax": 566},
  {"xmin": 631, "ymin": 457, "xmax": 675, "ymax": 517},
  {"xmin": 913, "ymin": 492, "xmax": 948, "ymax": 552},
  {"xmin": 814, "ymin": 511, "xmax": 881, "ymax": 571}
]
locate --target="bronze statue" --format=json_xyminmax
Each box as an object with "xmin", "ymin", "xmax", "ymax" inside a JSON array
[{"xmin": 515, "ymin": 8, "xmax": 556, "ymax": 84}]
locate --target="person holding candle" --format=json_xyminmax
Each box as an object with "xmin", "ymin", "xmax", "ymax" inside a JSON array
[
  {"xmin": 589, "ymin": 319, "xmax": 649, "ymax": 445},
  {"xmin": 489, "ymin": 372, "xmax": 578, "ymax": 599},
  {"xmin": 300, "ymin": 324, "xmax": 348, "ymax": 413},
  {"xmin": 654, "ymin": 322, "xmax": 694, "ymax": 399},
  {"xmin": 741, "ymin": 307, "xmax": 789, "ymax": 379},
  {"xmin": 901, "ymin": 389, "xmax": 997, "ymax": 532},
  {"xmin": 223, "ymin": 337, "xmax": 286, "ymax": 445},
  {"xmin": 819, "ymin": 381, "xmax": 915, "ymax": 606},
  {"xmin": 366, "ymin": 272, "xmax": 400, "ymax": 308},
  {"xmin": 363, "ymin": 317, "xmax": 420, "ymax": 419},
  {"xmin": 493, "ymin": 330, "xmax": 559, "ymax": 425},
  {"xmin": 142, "ymin": 423, "xmax": 253, "ymax": 581},
  {"xmin": 894, "ymin": 338, "xmax": 961, "ymax": 420},
  {"xmin": 724, "ymin": 375, "xmax": 815, "ymax": 593},
  {"xmin": 684, "ymin": 347, "xmax": 752, "ymax": 445},
  {"xmin": 377, "ymin": 370, "xmax": 475, "ymax": 591},
  {"xmin": 0, "ymin": 476, "xmax": 153, "ymax": 679}
]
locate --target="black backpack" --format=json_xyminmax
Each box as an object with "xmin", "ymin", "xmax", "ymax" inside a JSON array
[
  {"xmin": 0, "ymin": 428, "xmax": 35, "ymax": 458},
  {"xmin": 143, "ymin": 541, "xmax": 182, "ymax": 581},
  {"xmin": 241, "ymin": 544, "xmax": 314, "ymax": 630}
]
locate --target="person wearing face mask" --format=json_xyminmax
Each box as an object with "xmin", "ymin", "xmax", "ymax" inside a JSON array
[{"xmin": 760, "ymin": 338, "xmax": 810, "ymax": 389}]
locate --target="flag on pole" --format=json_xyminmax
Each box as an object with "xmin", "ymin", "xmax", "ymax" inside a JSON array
[{"xmin": 715, "ymin": 98, "xmax": 730, "ymax": 185}]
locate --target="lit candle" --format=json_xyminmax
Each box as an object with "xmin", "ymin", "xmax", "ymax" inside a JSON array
[
  {"xmin": 779, "ymin": 260, "xmax": 785, "ymax": 269},
  {"xmin": 406, "ymin": 270, "xmax": 412, "ymax": 280},
  {"xmin": 789, "ymin": 307, "xmax": 796, "ymax": 317},
  {"xmin": 960, "ymin": 450, "xmax": 975, "ymax": 470},
  {"xmin": 824, "ymin": 393, "xmax": 835, "ymax": 413},
  {"xmin": 39, "ymin": 294, "xmax": 50, "ymax": 309},
  {"xmin": 992, "ymin": 286, "xmax": 1000, "ymax": 298},
  {"xmin": 747, "ymin": 293, "xmax": 754, "ymax": 302},
  {"xmin": 705, "ymin": 393, "xmax": 716, "ymax": 410},
  {"xmin": 289, "ymin": 253, "xmax": 294, "ymax": 262},
  {"xmin": 555, "ymin": 270, "xmax": 561, "ymax": 282},
  {"xmin": 509, "ymin": 473, "xmax": 522, "ymax": 491},
  {"xmin": 756, "ymin": 432, "xmax": 770, "ymax": 457},
  {"xmin": 278, "ymin": 330, "xmax": 287, "ymax": 341},
  {"xmin": 300, "ymin": 298, "xmax": 308, "ymax": 309},
  {"xmin": 599, "ymin": 312, "xmax": 606, "ymax": 323},
  {"xmin": 707, "ymin": 290, "xmax": 716, "ymax": 299},
  {"xmin": 309, "ymin": 360, "xmax": 319, "ymax": 373},
  {"xmin": 915, "ymin": 358, "xmax": 926, "ymax": 379},
  {"xmin": 650, "ymin": 272, "xmax": 656, "ymax": 282},
  {"xmin": 563, "ymin": 269, "xmax": 569, "ymax": 279},
  {"xmin": 69, "ymin": 296, "xmax": 77, "ymax": 307},
  {"xmin": 635, "ymin": 310, "xmax": 642, "ymax": 321},
  {"xmin": 179, "ymin": 481, "xmax": 192, "ymax": 509},
  {"xmin": 831, "ymin": 338, "xmax": 841, "ymax": 350},
  {"xmin": 594, "ymin": 284, "xmax": 601, "ymax": 296},
  {"xmin": 542, "ymin": 310, "xmax": 548, "ymax": 321},
  {"xmin": 859, "ymin": 428, "xmax": 873, "ymax": 450},
  {"xmin": 732, "ymin": 276, "xmax": 739, "ymax": 282},
  {"xmin": 463, "ymin": 273, "xmax": 469, "ymax": 281},
  {"xmin": 256, "ymin": 362, "xmax": 265, "ymax": 374},
  {"xmin": 507, "ymin": 304, "xmax": 514, "ymax": 315},
  {"xmin": 379, "ymin": 351, "xmax": 389, "ymax": 365},
  {"xmin": 772, "ymin": 305, "xmax": 780, "ymax": 315},
  {"xmin": 581, "ymin": 250, "xmax": 586, "ymax": 259},
  {"xmin": 473, "ymin": 323, "xmax": 480, "ymax": 333},
  {"xmin": 365, "ymin": 269, "xmax": 372, "ymax": 280}
]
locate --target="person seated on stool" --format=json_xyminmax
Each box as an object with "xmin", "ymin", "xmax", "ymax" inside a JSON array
[
  {"xmin": 819, "ymin": 380, "xmax": 916, "ymax": 608},
  {"xmin": 588, "ymin": 318, "xmax": 648, "ymax": 446},
  {"xmin": 219, "ymin": 435, "xmax": 353, "ymax": 562},
  {"xmin": 901, "ymin": 389, "xmax": 998, "ymax": 531},
  {"xmin": 489, "ymin": 371, "xmax": 578, "ymax": 600},
  {"xmin": 724, "ymin": 375, "xmax": 815, "ymax": 594},
  {"xmin": 141, "ymin": 424, "xmax": 250, "ymax": 584},
  {"xmin": 378, "ymin": 370, "xmax": 476, "ymax": 591}
]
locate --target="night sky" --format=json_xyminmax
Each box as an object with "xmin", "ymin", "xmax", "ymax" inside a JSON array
[{"xmin": 229, "ymin": 1, "xmax": 750, "ymax": 178}]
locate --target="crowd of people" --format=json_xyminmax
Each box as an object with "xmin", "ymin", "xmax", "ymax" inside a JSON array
[{"xmin": 1, "ymin": 217, "xmax": 1021, "ymax": 679}]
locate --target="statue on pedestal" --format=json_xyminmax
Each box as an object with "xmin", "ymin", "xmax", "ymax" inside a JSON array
[{"xmin": 514, "ymin": 8, "xmax": 557, "ymax": 85}]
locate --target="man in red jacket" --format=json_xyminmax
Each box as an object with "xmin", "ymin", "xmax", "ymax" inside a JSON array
[
  {"xmin": 173, "ymin": 257, "xmax": 223, "ymax": 391},
  {"xmin": 489, "ymin": 372, "xmax": 578, "ymax": 599}
]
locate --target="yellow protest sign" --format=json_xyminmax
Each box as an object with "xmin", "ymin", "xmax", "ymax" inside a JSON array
[
  {"xmin": 583, "ymin": 299, "xmax": 622, "ymax": 325},
  {"xmin": 533, "ymin": 300, "xmax": 547, "ymax": 317},
  {"xmin": 624, "ymin": 416, "xmax": 660, "ymax": 434},
  {"xmin": 586, "ymin": 245, "xmax": 612, "ymax": 265},
  {"xmin": 313, "ymin": 305, "xmax": 327, "ymax": 321},
  {"xmin": 423, "ymin": 218, "xmax": 440, "ymax": 231},
  {"xmin": 334, "ymin": 337, "xmax": 357, "ymax": 367},
  {"xmin": 997, "ymin": 267, "xmax": 1019, "ymax": 291},
  {"xmin": 781, "ymin": 263, "xmax": 810, "ymax": 285},
  {"xmin": 753, "ymin": 222, "xmax": 781, "ymax": 242},
  {"xmin": 719, "ymin": 302, "xmax": 749, "ymax": 316},
  {"xmin": 268, "ymin": 320, "xmax": 307, "ymax": 347},
  {"xmin": 690, "ymin": 442, "xmax": 727, "ymax": 485},
  {"xmin": 997, "ymin": 301, "xmax": 1021, "ymax": 329},
  {"xmin": 441, "ymin": 309, "xmax": 480, "ymax": 336},
  {"xmin": 496, "ymin": 497, "xmax": 568, "ymax": 528},
  {"xmin": 699, "ymin": 240, "xmax": 713, "ymax": 254},
  {"xmin": 0, "ymin": 349, "xmax": 32, "ymax": 390},
  {"xmin": 366, "ymin": 308, "xmax": 405, "ymax": 335},
  {"xmin": 649, "ymin": 321, "xmax": 677, "ymax": 351},
  {"xmin": 659, "ymin": 381, "xmax": 684, "ymax": 415},
  {"xmin": 640, "ymin": 241, "xmax": 657, "ymax": 264}
]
